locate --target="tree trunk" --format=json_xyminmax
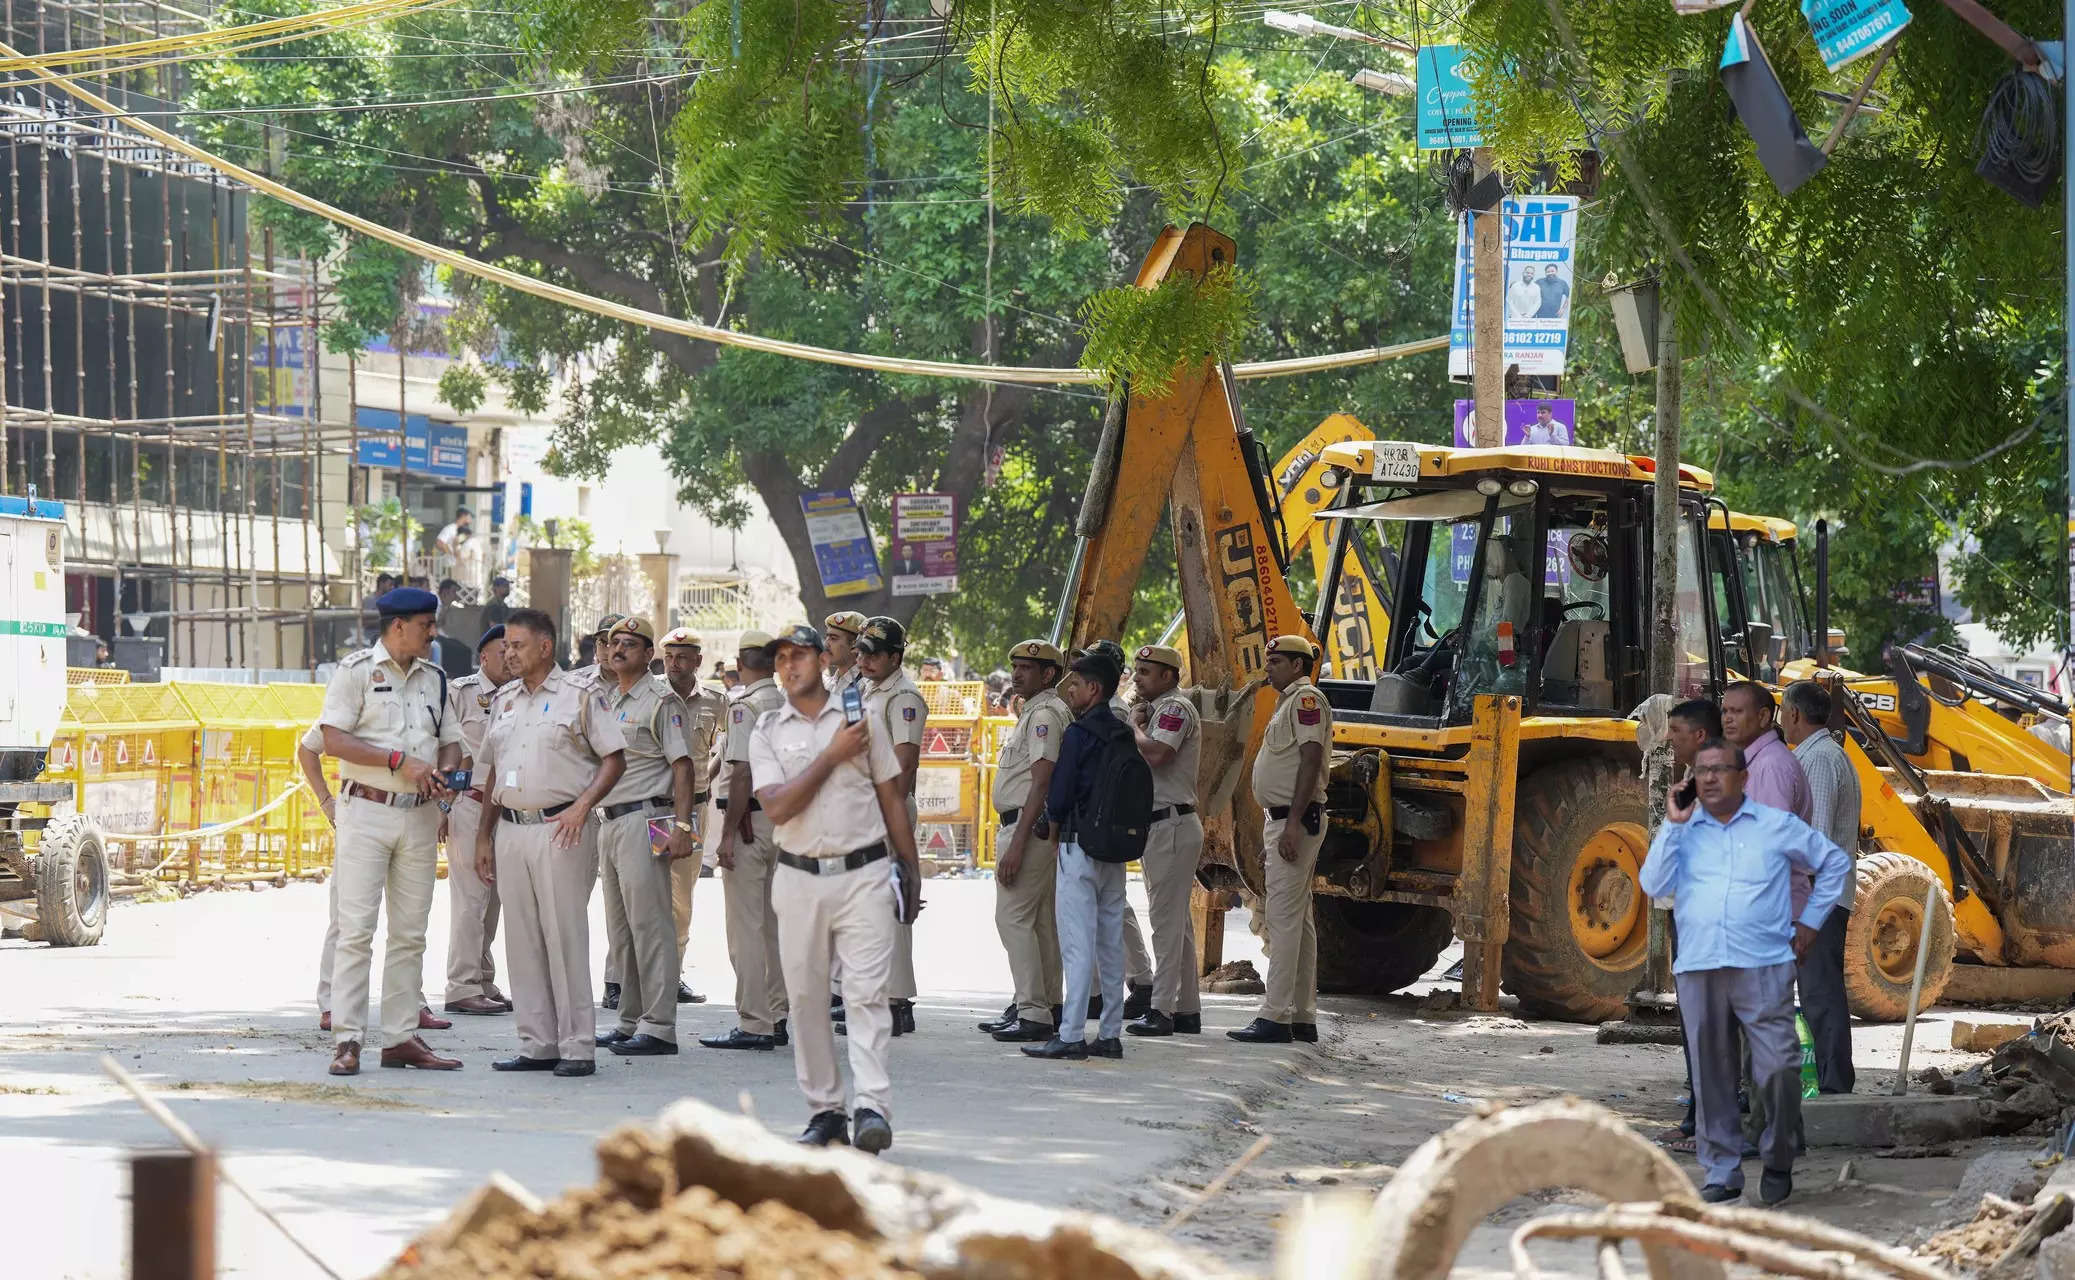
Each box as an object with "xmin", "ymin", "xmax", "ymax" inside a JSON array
[{"xmin": 1647, "ymin": 289, "xmax": 1681, "ymax": 698}]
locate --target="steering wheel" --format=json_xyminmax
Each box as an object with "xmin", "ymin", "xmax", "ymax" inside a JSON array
[
  {"xmin": 1561, "ymin": 599, "xmax": 1606, "ymax": 620},
  {"xmin": 1416, "ymin": 598, "xmax": 1440, "ymax": 642},
  {"xmin": 1395, "ymin": 626, "xmax": 1461, "ymax": 679}
]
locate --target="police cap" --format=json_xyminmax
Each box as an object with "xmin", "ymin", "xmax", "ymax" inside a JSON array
[
  {"xmin": 857, "ymin": 616, "xmax": 907, "ymax": 656},
  {"xmin": 476, "ymin": 624, "xmax": 506, "ymax": 652},
  {"xmin": 375, "ymin": 587, "xmax": 440, "ymax": 618},
  {"xmin": 772, "ymin": 623, "xmax": 825, "ymax": 654},
  {"xmin": 823, "ymin": 610, "xmax": 868, "ymax": 639}
]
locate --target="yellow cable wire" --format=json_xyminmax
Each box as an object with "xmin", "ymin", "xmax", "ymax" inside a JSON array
[
  {"xmin": 0, "ymin": 0, "xmax": 457, "ymax": 73},
  {"xmin": 0, "ymin": 0, "xmax": 467, "ymax": 83},
  {"xmin": 3, "ymin": 39, "xmax": 1448, "ymax": 386}
]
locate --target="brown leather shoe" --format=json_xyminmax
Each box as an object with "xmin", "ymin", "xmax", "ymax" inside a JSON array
[
  {"xmin": 444, "ymin": 995, "xmax": 509, "ymax": 1015},
  {"xmin": 417, "ymin": 1006, "xmax": 453, "ymax": 1031},
  {"xmin": 329, "ymin": 1041, "xmax": 360, "ymax": 1076},
  {"xmin": 380, "ymin": 1036, "xmax": 462, "ymax": 1070},
  {"xmin": 319, "ymin": 1010, "xmax": 331, "ymax": 1032}
]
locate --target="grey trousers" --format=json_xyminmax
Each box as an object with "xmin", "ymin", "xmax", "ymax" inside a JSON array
[
  {"xmin": 1056, "ymin": 842, "xmax": 1127, "ymax": 1044},
  {"xmin": 1798, "ymin": 906, "xmax": 1854, "ymax": 1094},
  {"xmin": 1678, "ymin": 962, "xmax": 1802, "ymax": 1190}
]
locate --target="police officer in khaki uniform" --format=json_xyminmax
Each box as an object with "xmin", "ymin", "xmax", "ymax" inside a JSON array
[
  {"xmin": 748, "ymin": 624, "xmax": 922, "ymax": 1153},
  {"xmin": 1125, "ymin": 643, "xmax": 1204, "ymax": 1037},
  {"xmin": 317, "ymin": 587, "xmax": 465, "ymax": 1076},
  {"xmin": 1231, "ymin": 634, "xmax": 1332, "ymax": 1045},
  {"xmin": 591, "ymin": 617, "xmax": 698, "ymax": 1056},
  {"xmin": 475, "ymin": 608, "xmax": 627, "ymax": 1077},
  {"xmin": 982, "ymin": 640, "xmax": 1070, "ymax": 1042},
  {"xmin": 856, "ymin": 616, "xmax": 928, "ymax": 1036},
  {"xmin": 702, "ymin": 632, "xmax": 791, "ymax": 1050},
  {"xmin": 580, "ymin": 613, "xmax": 627, "ymax": 1010},
  {"xmin": 661, "ymin": 627, "xmax": 722, "ymax": 1003},
  {"xmin": 823, "ymin": 611, "xmax": 867, "ymax": 697},
  {"xmin": 442, "ymin": 625, "xmax": 516, "ymax": 1016}
]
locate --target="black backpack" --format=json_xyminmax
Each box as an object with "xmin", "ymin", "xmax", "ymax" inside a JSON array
[{"xmin": 1076, "ymin": 715, "xmax": 1155, "ymax": 864}]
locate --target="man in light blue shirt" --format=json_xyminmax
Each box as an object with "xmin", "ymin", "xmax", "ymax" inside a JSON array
[{"xmin": 1639, "ymin": 739, "xmax": 1851, "ymax": 1207}]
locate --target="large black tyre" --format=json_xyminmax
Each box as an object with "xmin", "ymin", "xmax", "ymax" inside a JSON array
[
  {"xmin": 1315, "ymin": 898, "xmax": 1457, "ymax": 994},
  {"xmin": 1843, "ymin": 851, "xmax": 1954, "ymax": 1021},
  {"xmin": 1502, "ymin": 759, "xmax": 1651, "ymax": 1023},
  {"xmin": 35, "ymin": 814, "xmax": 109, "ymax": 947}
]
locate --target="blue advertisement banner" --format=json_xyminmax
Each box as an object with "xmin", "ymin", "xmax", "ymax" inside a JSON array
[
  {"xmin": 354, "ymin": 409, "xmax": 468, "ymax": 479},
  {"xmin": 1800, "ymin": 0, "xmax": 1910, "ymax": 71},
  {"xmin": 1449, "ymin": 196, "xmax": 1579, "ymax": 379},
  {"xmin": 799, "ymin": 489, "xmax": 883, "ymax": 599}
]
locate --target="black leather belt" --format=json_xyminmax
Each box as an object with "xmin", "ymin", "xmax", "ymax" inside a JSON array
[
  {"xmin": 777, "ymin": 840, "xmax": 888, "ymax": 875},
  {"xmin": 997, "ymin": 806, "xmax": 1019, "ymax": 826},
  {"xmin": 1151, "ymin": 804, "xmax": 1196, "ymax": 823},
  {"xmin": 600, "ymin": 794, "xmax": 672, "ymax": 821},
  {"xmin": 716, "ymin": 796, "xmax": 761, "ymax": 813},
  {"xmin": 693, "ymin": 791, "xmax": 710, "ymax": 805},
  {"xmin": 501, "ymin": 800, "xmax": 574, "ymax": 825}
]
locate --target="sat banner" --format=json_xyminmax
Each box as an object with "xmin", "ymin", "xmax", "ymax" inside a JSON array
[
  {"xmin": 889, "ymin": 492, "xmax": 958, "ymax": 598},
  {"xmin": 799, "ymin": 489, "xmax": 882, "ymax": 599},
  {"xmin": 1449, "ymin": 196, "xmax": 1579, "ymax": 379}
]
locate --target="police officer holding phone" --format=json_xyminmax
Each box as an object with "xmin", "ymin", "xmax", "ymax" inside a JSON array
[{"xmin": 749, "ymin": 624, "xmax": 922, "ymax": 1153}]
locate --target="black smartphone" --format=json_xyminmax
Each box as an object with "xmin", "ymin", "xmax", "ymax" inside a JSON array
[
  {"xmin": 442, "ymin": 769, "xmax": 473, "ymax": 792},
  {"xmin": 842, "ymin": 683, "xmax": 864, "ymax": 725},
  {"xmin": 1673, "ymin": 776, "xmax": 1697, "ymax": 809}
]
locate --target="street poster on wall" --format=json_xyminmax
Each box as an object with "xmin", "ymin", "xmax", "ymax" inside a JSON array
[
  {"xmin": 799, "ymin": 489, "xmax": 882, "ymax": 599},
  {"xmin": 1449, "ymin": 196, "xmax": 1579, "ymax": 379},
  {"xmin": 889, "ymin": 492, "xmax": 958, "ymax": 597}
]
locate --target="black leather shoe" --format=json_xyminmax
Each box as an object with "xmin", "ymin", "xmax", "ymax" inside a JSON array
[
  {"xmin": 977, "ymin": 1002, "xmax": 1018, "ymax": 1034},
  {"xmin": 853, "ymin": 1107, "xmax": 893, "ymax": 1155},
  {"xmin": 1021, "ymin": 1036, "xmax": 1088, "ymax": 1060},
  {"xmin": 1122, "ymin": 983, "xmax": 1153, "ymax": 1021},
  {"xmin": 553, "ymin": 1059, "xmax": 596, "ymax": 1077},
  {"xmin": 699, "ymin": 1028, "xmax": 777, "ymax": 1051},
  {"xmin": 992, "ymin": 1018, "xmax": 1057, "ymax": 1043},
  {"xmin": 595, "ymin": 1029, "xmax": 632, "ymax": 1047},
  {"xmin": 607, "ymin": 1033, "xmax": 678, "ymax": 1056},
  {"xmin": 1700, "ymin": 1184, "xmax": 1740, "ymax": 1204},
  {"xmin": 773, "ymin": 1019, "xmax": 788, "ymax": 1046},
  {"xmin": 676, "ymin": 981, "xmax": 705, "ymax": 1004},
  {"xmin": 1227, "ymin": 1018, "xmax": 1293, "ymax": 1043},
  {"xmin": 1173, "ymin": 1013, "xmax": 1202, "ymax": 1035},
  {"xmin": 1127, "ymin": 1010, "xmax": 1174, "ymax": 1037},
  {"xmin": 798, "ymin": 1111, "xmax": 849, "ymax": 1147},
  {"xmin": 1293, "ymin": 1022, "xmax": 1319, "ymax": 1043},
  {"xmin": 893, "ymin": 1000, "xmax": 916, "ymax": 1036},
  {"xmin": 601, "ymin": 982, "xmax": 621, "ymax": 1010},
  {"xmin": 1090, "ymin": 1037, "xmax": 1123, "ymax": 1059},
  {"xmin": 491, "ymin": 1055, "xmax": 561, "ymax": 1072},
  {"xmin": 1759, "ymin": 1168, "xmax": 1792, "ymax": 1206}
]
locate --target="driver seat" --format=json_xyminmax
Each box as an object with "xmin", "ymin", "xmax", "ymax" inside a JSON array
[
  {"xmin": 1369, "ymin": 673, "xmax": 1431, "ymax": 715},
  {"xmin": 1542, "ymin": 619, "xmax": 1613, "ymax": 707}
]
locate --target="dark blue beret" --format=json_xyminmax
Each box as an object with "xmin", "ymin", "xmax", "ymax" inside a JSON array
[
  {"xmin": 374, "ymin": 587, "xmax": 440, "ymax": 618},
  {"xmin": 477, "ymin": 624, "xmax": 506, "ymax": 651}
]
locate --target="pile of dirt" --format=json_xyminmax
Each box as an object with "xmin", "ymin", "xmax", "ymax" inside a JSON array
[
  {"xmin": 1922, "ymin": 1197, "xmax": 2032, "ymax": 1272},
  {"xmin": 1204, "ymin": 960, "xmax": 1265, "ymax": 995}
]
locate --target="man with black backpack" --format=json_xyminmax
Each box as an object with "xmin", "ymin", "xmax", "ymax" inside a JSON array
[{"xmin": 1022, "ymin": 652, "xmax": 1154, "ymax": 1061}]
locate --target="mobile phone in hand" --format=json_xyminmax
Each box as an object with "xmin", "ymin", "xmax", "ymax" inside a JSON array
[
  {"xmin": 843, "ymin": 683, "xmax": 864, "ymax": 725},
  {"xmin": 1674, "ymin": 776, "xmax": 1697, "ymax": 809},
  {"xmin": 442, "ymin": 769, "xmax": 472, "ymax": 792}
]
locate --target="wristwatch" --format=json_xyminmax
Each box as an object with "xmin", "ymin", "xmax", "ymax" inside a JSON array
[{"xmin": 671, "ymin": 820, "xmax": 696, "ymax": 834}]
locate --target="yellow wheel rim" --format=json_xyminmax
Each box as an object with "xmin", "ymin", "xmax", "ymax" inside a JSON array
[
  {"xmin": 1870, "ymin": 897, "xmax": 1926, "ymax": 984},
  {"xmin": 1567, "ymin": 823, "xmax": 1649, "ymax": 970}
]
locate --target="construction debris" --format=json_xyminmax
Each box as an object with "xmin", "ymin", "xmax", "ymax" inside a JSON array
[
  {"xmin": 1204, "ymin": 960, "xmax": 1266, "ymax": 995},
  {"xmin": 1922, "ymin": 1193, "xmax": 2074, "ymax": 1277},
  {"xmin": 1955, "ymin": 1021, "xmax": 2035, "ymax": 1054}
]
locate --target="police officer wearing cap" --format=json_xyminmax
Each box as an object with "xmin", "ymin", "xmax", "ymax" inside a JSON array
[
  {"xmin": 441, "ymin": 625, "xmax": 517, "ymax": 1017},
  {"xmin": 1126, "ymin": 643, "xmax": 1203, "ymax": 1036},
  {"xmin": 574, "ymin": 614, "xmax": 623, "ymax": 688},
  {"xmin": 1077, "ymin": 638, "xmax": 1156, "ymax": 1020},
  {"xmin": 748, "ymin": 624, "xmax": 923, "ymax": 1152},
  {"xmin": 661, "ymin": 627, "xmax": 723, "ymax": 1003},
  {"xmin": 982, "ymin": 639, "xmax": 1070, "ymax": 1042},
  {"xmin": 317, "ymin": 586, "xmax": 466, "ymax": 1076},
  {"xmin": 580, "ymin": 613, "xmax": 627, "ymax": 1010},
  {"xmin": 703, "ymin": 631, "xmax": 790, "ymax": 1050},
  {"xmin": 1231, "ymin": 634, "xmax": 1332, "ymax": 1045},
  {"xmin": 855, "ymin": 616, "xmax": 929, "ymax": 1036},
  {"xmin": 823, "ymin": 611, "xmax": 867, "ymax": 698},
  {"xmin": 475, "ymin": 609, "xmax": 627, "ymax": 1077},
  {"xmin": 592, "ymin": 617, "xmax": 698, "ymax": 1056}
]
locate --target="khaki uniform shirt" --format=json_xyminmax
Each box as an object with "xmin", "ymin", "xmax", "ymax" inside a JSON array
[
  {"xmin": 717, "ymin": 676, "xmax": 786, "ymax": 802},
  {"xmin": 600, "ymin": 676, "xmax": 692, "ymax": 806},
  {"xmin": 1251, "ymin": 679, "xmax": 1331, "ymax": 808},
  {"xmin": 674, "ymin": 678, "xmax": 726, "ymax": 796},
  {"xmin": 826, "ymin": 663, "xmax": 865, "ymax": 701},
  {"xmin": 1141, "ymin": 691, "xmax": 1201, "ymax": 807},
  {"xmin": 866, "ymin": 667, "xmax": 930, "ymax": 824},
  {"xmin": 317, "ymin": 640, "xmax": 462, "ymax": 789},
  {"xmin": 991, "ymin": 687, "xmax": 1070, "ymax": 816},
  {"xmin": 445, "ymin": 671, "xmax": 501, "ymax": 766},
  {"xmin": 748, "ymin": 696, "xmax": 902, "ymax": 857},
  {"xmin": 477, "ymin": 669, "xmax": 627, "ymax": 810}
]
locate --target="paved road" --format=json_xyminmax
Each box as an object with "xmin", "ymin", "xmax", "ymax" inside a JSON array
[{"xmin": 0, "ymin": 875, "xmax": 1288, "ymax": 1279}]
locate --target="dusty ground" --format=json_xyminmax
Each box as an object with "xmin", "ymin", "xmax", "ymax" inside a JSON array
[{"xmin": 0, "ymin": 878, "xmax": 2033, "ymax": 1278}]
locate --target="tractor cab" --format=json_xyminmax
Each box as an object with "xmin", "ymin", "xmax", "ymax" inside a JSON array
[
  {"xmin": 1311, "ymin": 441, "xmax": 1726, "ymax": 726},
  {"xmin": 1707, "ymin": 510, "xmax": 1812, "ymax": 682}
]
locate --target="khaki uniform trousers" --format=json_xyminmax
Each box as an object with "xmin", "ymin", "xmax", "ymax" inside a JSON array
[
  {"xmin": 672, "ymin": 856, "xmax": 697, "ymax": 967},
  {"xmin": 443, "ymin": 793, "xmax": 501, "ymax": 1003},
  {"xmin": 1259, "ymin": 813, "xmax": 1326, "ymax": 1025},
  {"xmin": 993, "ymin": 823, "xmax": 1062, "ymax": 1022},
  {"xmin": 777, "ymin": 859, "xmax": 897, "ymax": 1120},
  {"xmin": 329, "ymin": 796, "xmax": 442, "ymax": 1048},
  {"xmin": 1143, "ymin": 813, "xmax": 1205, "ymax": 1016},
  {"xmin": 722, "ymin": 814, "xmax": 787, "ymax": 1034},
  {"xmin": 315, "ymin": 872, "xmax": 339, "ymax": 1013},
  {"xmin": 496, "ymin": 821, "xmax": 598, "ymax": 1062},
  {"xmin": 599, "ymin": 809, "xmax": 680, "ymax": 1042}
]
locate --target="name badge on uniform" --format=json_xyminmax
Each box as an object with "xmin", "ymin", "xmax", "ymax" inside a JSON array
[
  {"xmin": 504, "ymin": 769, "xmax": 519, "ymax": 788},
  {"xmin": 372, "ymin": 685, "xmax": 393, "ymax": 693}
]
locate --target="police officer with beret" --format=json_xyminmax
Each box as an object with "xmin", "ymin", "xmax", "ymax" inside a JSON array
[
  {"xmin": 1230, "ymin": 634, "xmax": 1332, "ymax": 1045},
  {"xmin": 441, "ymin": 625, "xmax": 517, "ymax": 1016},
  {"xmin": 317, "ymin": 586, "xmax": 465, "ymax": 1076}
]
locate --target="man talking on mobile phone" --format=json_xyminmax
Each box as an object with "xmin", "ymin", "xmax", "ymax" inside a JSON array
[{"xmin": 749, "ymin": 624, "xmax": 923, "ymax": 1153}]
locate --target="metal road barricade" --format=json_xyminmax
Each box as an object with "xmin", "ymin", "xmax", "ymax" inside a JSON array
[{"xmin": 67, "ymin": 666, "xmax": 131, "ymax": 685}]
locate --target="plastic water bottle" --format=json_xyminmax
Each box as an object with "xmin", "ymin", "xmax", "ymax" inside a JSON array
[{"xmin": 1795, "ymin": 1008, "xmax": 1819, "ymax": 1098}]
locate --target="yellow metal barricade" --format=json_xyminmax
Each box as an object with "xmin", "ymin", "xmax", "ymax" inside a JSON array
[
  {"xmin": 972, "ymin": 715, "xmax": 1016, "ymax": 869},
  {"xmin": 171, "ymin": 682, "xmax": 304, "ymax": 877},
  {"xmin": 267, "ymin": 684, "xmax": 338, "ymax": 873},
  {"xmin": 47, "ymin": 682, "xmax": 199, "ymax": 869},
  {"xmin": 68, "ymin": 666, "xmax": 130, "ymax": 685}
]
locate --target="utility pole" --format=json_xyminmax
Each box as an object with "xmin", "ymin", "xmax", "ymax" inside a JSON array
[
  {"xmin": 1471, "ymin": 149, "xmax": 1505, "ymax": 448},
  {"xmin": 1648, "ymin": 289, "xmax": 1681, "ymax": 697}
]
